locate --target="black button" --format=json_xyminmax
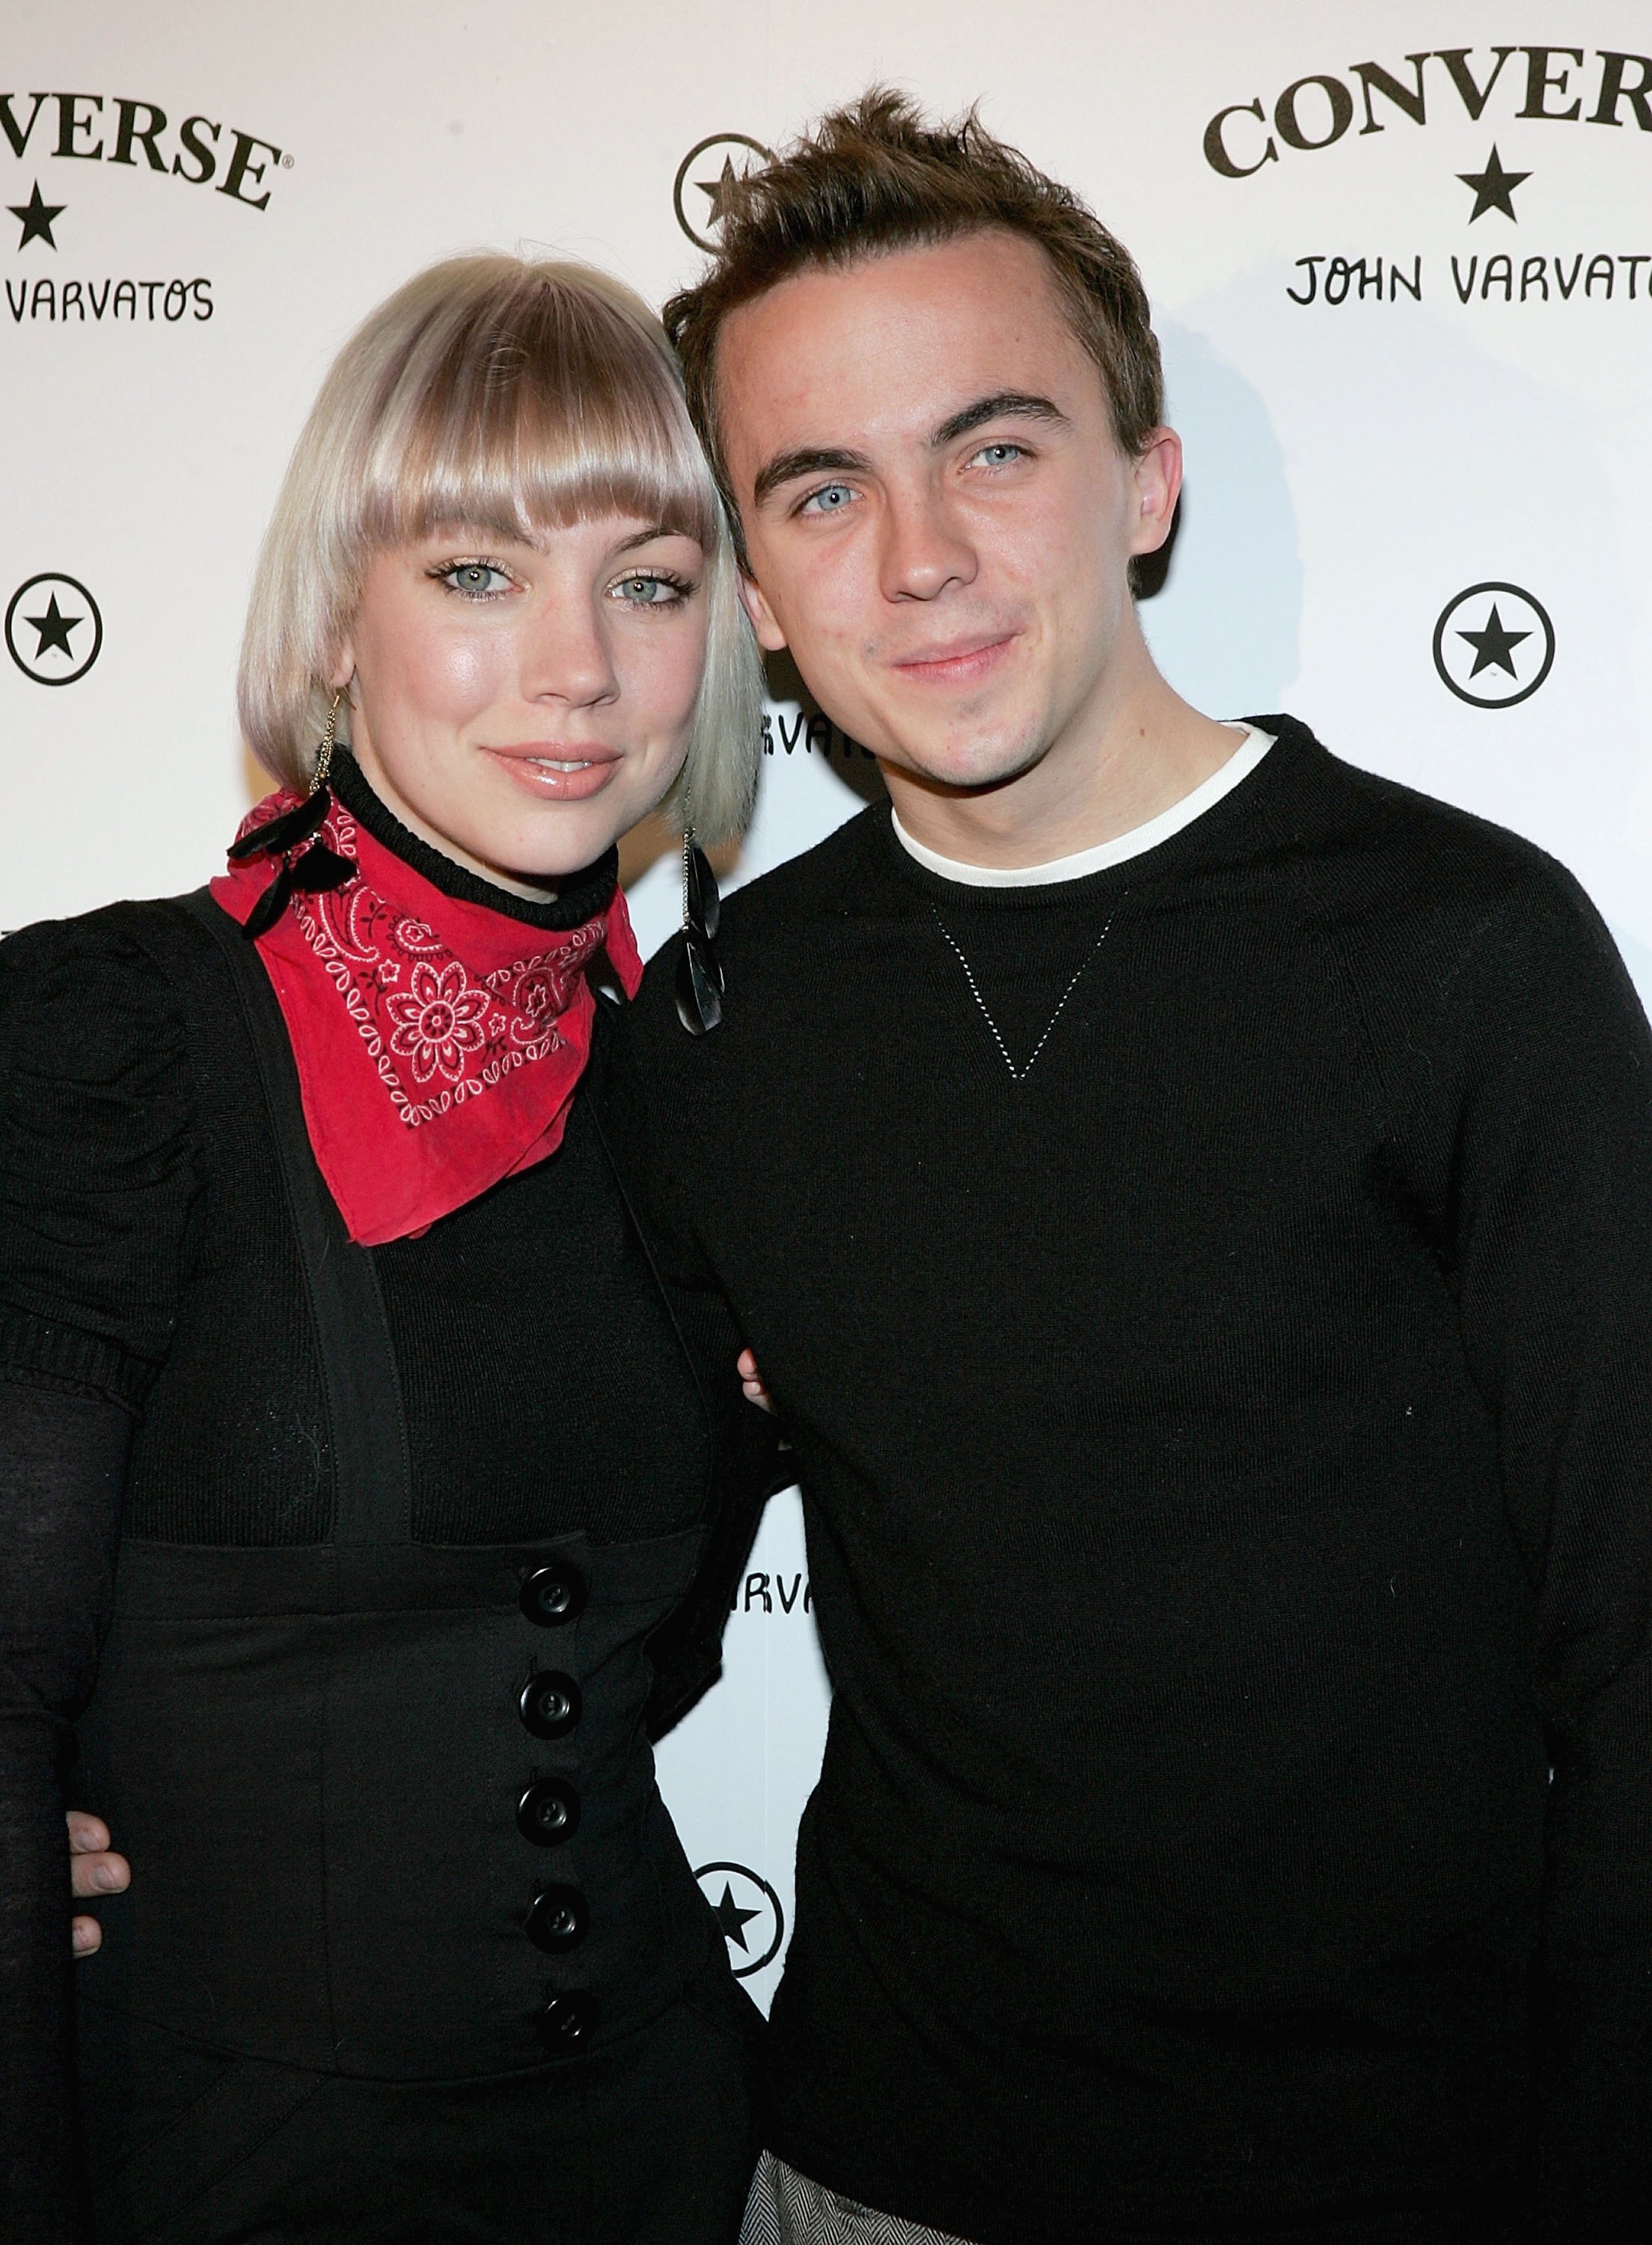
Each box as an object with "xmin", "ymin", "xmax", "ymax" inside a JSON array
[
  {"xmin": 519, "ymin": 1563, "xmax": 586, "ymax": 1628},
  {"xmin": 518, "ymin": 1670, "xmax": 582, "ymax": 1740},
  {"xmin": 536, "ymin": 1990, "xmax": 599, "ymax": 2050},
  {"xmin": 526, "ymin": 1884, "xmax": 589, "ymax": 1953},
  {"xmin": 516, "ymin": 1777, "xmax": 580, "ymax": 1846}
]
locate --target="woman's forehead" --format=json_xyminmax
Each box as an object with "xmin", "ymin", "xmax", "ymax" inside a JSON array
[{"xmin": 400, "ymin": 510, "xmax": 706, "ymax": 552}]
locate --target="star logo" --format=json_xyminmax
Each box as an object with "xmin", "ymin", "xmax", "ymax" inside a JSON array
[
  {"xmin": 710, "ymin": 1880, "xmax": 762, "ymax": 1949},
  {"xmin": 673, "ymin": 133, "xmax": 774, "ymax": 252},
  {"xmin": 698, "ymin": 156, "xmax": 743, "ymax": 229},
  {"xmin": 694, "ymin": 1860, "xmax": 784, "ymax": 1978},
  {"xmin": 1457, "ymin": 602, "xmax": 1529, "ymax": 679},
  {"xmin": 7, "ymin": 180, "xmax": 64, "ymax": 251},
  {"xmin": 1432, "ymin": 583, "xmax": 1555, "ymax": 709},
  {"xmin": 1457, "ymin": 145, "xmax": 1530, "ymax": 223},
  {"xmin": 5, "ymin": 573, "xmax": 103, "ymax": 686}
]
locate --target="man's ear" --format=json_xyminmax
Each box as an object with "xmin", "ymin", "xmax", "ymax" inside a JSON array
[
  {"xmin": 738, "ymin": 569, "xmax": 789, "ymax": 654},
  {"xmin": 1128, "ymin": 428, "xmax": 1184, "ymax": 558}
]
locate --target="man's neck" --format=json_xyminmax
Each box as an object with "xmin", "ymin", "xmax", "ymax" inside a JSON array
[{"xmin": 879, "ymin": 633, "xmax": 1241, "ymax": 872}]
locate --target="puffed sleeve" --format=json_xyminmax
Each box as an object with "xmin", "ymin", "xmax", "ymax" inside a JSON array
[
  {"xmin": 0, "ymin": 914, "xmax": 198, "ymax": 2242},
  {"xmin": 0, "ymin": 915, "xmax": 198, "ymax": 1403}
]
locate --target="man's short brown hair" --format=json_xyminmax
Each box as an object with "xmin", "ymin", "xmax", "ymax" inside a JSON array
[{"xmin": 664, "ymin": 88, "xmax": 1166, "ymax": 542}]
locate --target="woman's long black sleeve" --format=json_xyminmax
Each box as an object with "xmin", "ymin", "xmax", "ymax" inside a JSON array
[
  {"xmin": 0, "ymin": 920, "xmax": 196, "ymax": 2241},
  {"xmin": 0, "ymin": 1378, "xmax": 129, "ymax": 2243}
]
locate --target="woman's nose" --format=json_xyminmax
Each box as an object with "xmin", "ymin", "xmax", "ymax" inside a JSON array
[{"xmin": 518, "ymin": 596, "xmax": 620, "ymax": 706}]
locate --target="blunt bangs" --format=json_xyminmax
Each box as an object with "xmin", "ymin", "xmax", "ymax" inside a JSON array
[
  {"xmin": 239, "ymin": 254, "xmax": 762, "ymax": 842},
  {"xmin": 354, "ymin": 273, "xmax": 721, "ymax": 556}
]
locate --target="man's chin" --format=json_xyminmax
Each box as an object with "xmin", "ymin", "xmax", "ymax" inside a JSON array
[{"xmin": 881, "ymin": 733, "xmax": 1049, "ymax": 801}]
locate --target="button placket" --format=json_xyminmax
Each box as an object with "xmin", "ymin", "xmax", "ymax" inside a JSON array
[{"xmin": 515, "ymin": 1554, "xmax": 594, "ymax": 2049}]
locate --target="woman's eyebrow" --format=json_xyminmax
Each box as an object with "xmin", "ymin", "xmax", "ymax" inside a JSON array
[
  {"xmin": 930, "ymin": 391, "xmax": 1069, "ymax": 447},
  {"xmin": 612, "ymin": 524, "xmax": 682, "ymax": 553}
]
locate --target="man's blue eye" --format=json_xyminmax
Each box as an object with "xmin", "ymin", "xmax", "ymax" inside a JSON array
[
  {"xmin": 801, "ymin": 484, "xmax": 854, "ymax": 515},
  {"xmin": 974, "ymin": 443, "xmax": 1024, "ymax": 466}
]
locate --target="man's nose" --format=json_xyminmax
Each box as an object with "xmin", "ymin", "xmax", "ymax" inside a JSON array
[
  {"xmin": 878, "ymin": 484, "xmax": 978, "ymax": 604},
  {"xmin": 519, "ymin": 597, "xmax": 620, "ymax": 706}
]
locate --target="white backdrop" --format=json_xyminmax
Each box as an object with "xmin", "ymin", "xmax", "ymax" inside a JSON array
[{"xmin": 5, "ymin": 1, "xmax": 1651, "ymax": 2011}]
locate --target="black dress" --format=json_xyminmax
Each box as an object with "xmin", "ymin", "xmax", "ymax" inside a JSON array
[{"xmin": 0, "ymin": 763, "xmax": 777, "ymax": 2244}]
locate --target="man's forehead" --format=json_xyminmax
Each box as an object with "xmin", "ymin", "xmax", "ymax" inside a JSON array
[{"xmin": 718, "ymin": 231, "xmax": 1089, "ymax": 460}]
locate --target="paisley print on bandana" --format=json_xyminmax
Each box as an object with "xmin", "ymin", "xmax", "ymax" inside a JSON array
[
  {"xmin": 285, "ymin": 819, "xmax": 608, "ymax": 1126},
  {"xmin": 211, "ymin": 788, "xmax": 641, "ymax": 1245}
]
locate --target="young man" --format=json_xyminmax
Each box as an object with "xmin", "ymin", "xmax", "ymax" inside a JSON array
[{"xmin": 602, "ymin": 93, "xmax": 1652, "ymax": 2244}]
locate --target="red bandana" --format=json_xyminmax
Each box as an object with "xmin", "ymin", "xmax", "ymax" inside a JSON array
[{"xmin": 211, "ymin": 786, "xmax": 642, "ymax": 1245}]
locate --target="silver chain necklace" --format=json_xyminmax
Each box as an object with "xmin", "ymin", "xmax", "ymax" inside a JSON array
[{"xmin": 930, "ymin": 905, "xmax": 1113, "ymax": 1083}]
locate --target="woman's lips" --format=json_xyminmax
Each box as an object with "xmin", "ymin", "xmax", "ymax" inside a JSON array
[
  {"xmin": 892, "ymin": 632, "xmax": 1018, "ymax": 688},
  {"xmin": 480, "ymin": 743, "xmax": 621, "ymax": 803}
]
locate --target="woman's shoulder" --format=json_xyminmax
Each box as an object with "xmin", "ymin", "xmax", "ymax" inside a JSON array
[
  {"xmin": 0, "ymin": 893, "xmax": 210, "ymax": 1046},
  {"xmin": 0, "ymin": 897, "xmax": 213, "ymax": 1154},
  {"xmin": 0, "ymin": 899, "xmax": 214, "ymax": 1399}
]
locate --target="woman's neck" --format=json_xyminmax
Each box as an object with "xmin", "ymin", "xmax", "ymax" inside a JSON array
[{"xmin": 328, "ymin": 751, "xmax": 617, "ymax": 935}]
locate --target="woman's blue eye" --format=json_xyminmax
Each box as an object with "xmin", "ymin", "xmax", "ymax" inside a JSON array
[
  {"xmin": 800, "ymin": 483, "xmax": 854, "ymax": 516},
  {"xmin": 442, "ymin": 562, "xmax": 511, "ymax": 597},
  {"xmin": 614, "ymin": 574, "xmax": 685, "ymax": 605}
]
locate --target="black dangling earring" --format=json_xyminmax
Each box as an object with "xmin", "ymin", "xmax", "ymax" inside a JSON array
[
  {"xmin": 236, "ymin": 688, "xmax": 358, "ymax": 941},
  {"xmin": 674, "ymin": 794, "xmax": 725, "ymax": 1036}
]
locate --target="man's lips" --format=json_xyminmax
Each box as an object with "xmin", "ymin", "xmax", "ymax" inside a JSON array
[
  {"xmin": 480, "ymin": 742, "xmax": 622, "ymax": 803},
  {"xmin": 890, "ymin": 632, "xmax": 1018, "ymax": 687}
]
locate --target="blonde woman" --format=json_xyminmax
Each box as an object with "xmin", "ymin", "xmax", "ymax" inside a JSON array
[{"xmin": 0, "ymin": 255, "xmax": 775, "ymax": 2244}]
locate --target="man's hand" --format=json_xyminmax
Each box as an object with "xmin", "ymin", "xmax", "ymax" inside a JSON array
[
  {"xmin": 67, "ymin": 1810, "xmax": 129, "ymax": 1956},
  {"xmin": 738, "ymin": 1347, "xmax": 774, "ymax": 1413}
]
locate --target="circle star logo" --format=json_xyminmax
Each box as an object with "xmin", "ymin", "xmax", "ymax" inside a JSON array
[
  {"xmin": 695, "ymin": 1860, "xmax": 784, "ymax": 1977},
  {"xmin": 1432, "ymin": 582, "xmax": 1554, "ymax": 709},
  {"xmin": 673, "ymin": 134, "xmax": 773, "ymax": 251},
  {"xmin": 5, "ymin": 572, "xmax": 103, "ymax": 685}
]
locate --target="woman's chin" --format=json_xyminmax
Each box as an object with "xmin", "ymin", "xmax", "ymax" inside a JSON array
[{"xmin": 471, "ymin": 801, "xmax": 645, "ymax": 888}]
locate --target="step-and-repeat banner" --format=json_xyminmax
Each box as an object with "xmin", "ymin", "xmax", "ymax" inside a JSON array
[{"xmin": 5, "ymin": 1, "xmax": 1651, "ymax": 2009}]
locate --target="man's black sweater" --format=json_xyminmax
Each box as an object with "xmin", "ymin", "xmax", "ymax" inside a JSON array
[{"xmin": 611, "ymin": 717, "xmax": 1652, "ymax": 2244}]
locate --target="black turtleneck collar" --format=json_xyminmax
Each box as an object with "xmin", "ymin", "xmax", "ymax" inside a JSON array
[{"xmin": 330, "ymin": 751, "xmax": 620, "ymax": 935}]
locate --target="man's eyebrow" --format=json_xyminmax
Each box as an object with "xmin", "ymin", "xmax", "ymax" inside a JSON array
[
  {"xmin": 752, "ymin": 446, "xmax": 874, "ymax": 510},
  {"xmin": 930, "ymin": 391, "xmax": 1070, "ymax": 448},
  {"xmin": 747, "ymin": 394, "xmax": 1065, "ymax": 510}
]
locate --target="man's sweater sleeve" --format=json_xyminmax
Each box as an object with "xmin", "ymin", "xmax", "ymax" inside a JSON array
[{"xmin": 1440, "ymin": 872, "xmax": 1652, "ymax": 2236}]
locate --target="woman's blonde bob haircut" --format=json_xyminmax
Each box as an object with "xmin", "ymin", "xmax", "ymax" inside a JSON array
[{"xmin": 238, "ymin": 253, "xmax": 762, "ymax": 843}]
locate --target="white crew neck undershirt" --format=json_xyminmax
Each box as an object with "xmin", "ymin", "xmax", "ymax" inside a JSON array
[{"xmin": 889, "ymin": 724, "xmax": 1276, "ymax": 888}]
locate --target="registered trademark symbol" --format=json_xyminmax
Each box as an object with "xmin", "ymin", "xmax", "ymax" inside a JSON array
[{"xmin": 280, "ymin": 152, "xmax": 294, "ymax": 169}]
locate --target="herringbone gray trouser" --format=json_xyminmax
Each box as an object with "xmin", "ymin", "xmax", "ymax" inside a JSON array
[{"xmin": 740, "ymin": 2150, "xmax": 978, "ymax": 2245}]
